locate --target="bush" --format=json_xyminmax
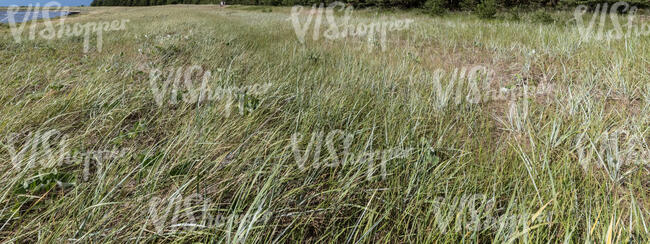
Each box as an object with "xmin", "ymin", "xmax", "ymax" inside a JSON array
[
  {"xmin": 424, "ymin": 0, "xmax": 446, "ymax": 16},
  {"xmin": 530, "ymin": 10, "xmax": 555, "ymax": 24},
  {"xmin": 460, "ymin": 0, "xmax": 478, "ymax": 11},
  {"xmin": 476, "ymin": 0, "xmax": 497, "ymax": 19},
  {"xmin": 506, "ymin": 7, "xmax": 521, "ymax": 21}
]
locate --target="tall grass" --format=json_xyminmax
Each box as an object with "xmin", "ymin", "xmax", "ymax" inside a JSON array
[{"xmin": 0, "ymin": 5, "xmax": 648, "ymax": 243}]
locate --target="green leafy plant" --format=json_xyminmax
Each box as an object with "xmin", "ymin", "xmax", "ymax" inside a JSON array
[
  {"xmin": 460, "ymin": 0, "xmax": 478, "ymax": 11},
  {"xmin": 530, "ymin": 10, "xmax": 555, "ymax": 24},
  {"xmin": 476, "ymin": 0, "xmax": 497, "ymax": 19},
  {"xmin": 15, "ymin": 170, "xmax": 75, "ymax": 196},
  {"xmin": 424, "ymin": 0, "xmax": 446, "ymax": 16},
  {"xmin": 237, "ymin": 93, "xmax": 262, "ymax": 116},
  {"xmin": 507, "ymin": 7, "xmax": 521, "ymax": 21}
]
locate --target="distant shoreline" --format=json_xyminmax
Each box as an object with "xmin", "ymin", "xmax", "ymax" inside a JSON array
[
  {"xmin": 0, "ymin": 7, "xmax": 84, "ymax": 10},
  {"xmin": 0, "ymin": 10, "xmax": 81, "ymax": 24}
]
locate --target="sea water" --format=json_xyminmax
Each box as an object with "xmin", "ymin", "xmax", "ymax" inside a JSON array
[{"xmin": 0, "ymin": 11, "xmax": 71, "ymax": 24}]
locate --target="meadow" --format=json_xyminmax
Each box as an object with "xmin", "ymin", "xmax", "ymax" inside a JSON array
[{"xmin": 0, "ymin": 4, "xmax": 648, "ymax": 243}]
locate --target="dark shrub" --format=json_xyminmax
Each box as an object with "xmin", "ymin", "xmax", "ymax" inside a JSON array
[
  {"xmin": 506, "ymin": 7, "xmax": 521, "ymax": 21},
  {"xmin": 531, "ymin": 9, "xmax": 555, "ymax": 24},
  {"xmin": 476, "ymin": 0, "xmax": 497, "ymax": 19},
  {"xmin": 461, "ymin": 0, "xmax": 478, "ymax": 11},
  {"xmin": 424, "ymin": 0, "xmax": 447, "ymax": 16}
]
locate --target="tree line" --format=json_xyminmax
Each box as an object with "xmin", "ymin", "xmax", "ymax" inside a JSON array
[{"xmin": 90, "ymin": 0, "xmax": 649, "ymax": 10}]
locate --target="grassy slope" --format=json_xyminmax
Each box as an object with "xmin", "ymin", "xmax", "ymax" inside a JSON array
[{"xmin": 0, "ymin": 4, "xmax": 648, "ymax": 243}]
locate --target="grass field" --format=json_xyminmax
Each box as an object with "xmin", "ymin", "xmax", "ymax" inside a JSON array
[{"xmin": 0, "ymin": 4, "xmax": 648, "ymax": 243}]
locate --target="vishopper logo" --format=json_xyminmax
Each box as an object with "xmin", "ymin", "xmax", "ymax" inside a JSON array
[
  {"xmin": 7, "ymin": 1, "xmax": 129, "ymax": 53},
  {"xmin": 289, "ymin": 1, "xmax": 413, "ymax": 51},
  {"xmin": 1, "ymin": 129, "xmax": 129, "ymax": 181},
  {"xmin": 575, "ymin": 128, "xmax": 649, "ymax": 181},
  {"xmin": 423, "ymin": 65, "xmax": 553, "ymax": 111},
  {"xmin": 2, "ymin": 129, "xmax": 68, "ymax": 170},
  {"xmin": 289, "ymin": 129, "xmax": 412, "ymax": 181},
  {"xmin": 574, "ymin": 1, "xmax": 650, "ymax": 41},
  {"xmin": 431, "ymin": 194, "xmax": 552, "ymax": 234},
  {"xmin": 148, "ymin": 193, "xmax": 272, "ymax": 235},
  {"xmin": 149, "ymin": 65, "xmax": 272, "ymax": 116}
]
